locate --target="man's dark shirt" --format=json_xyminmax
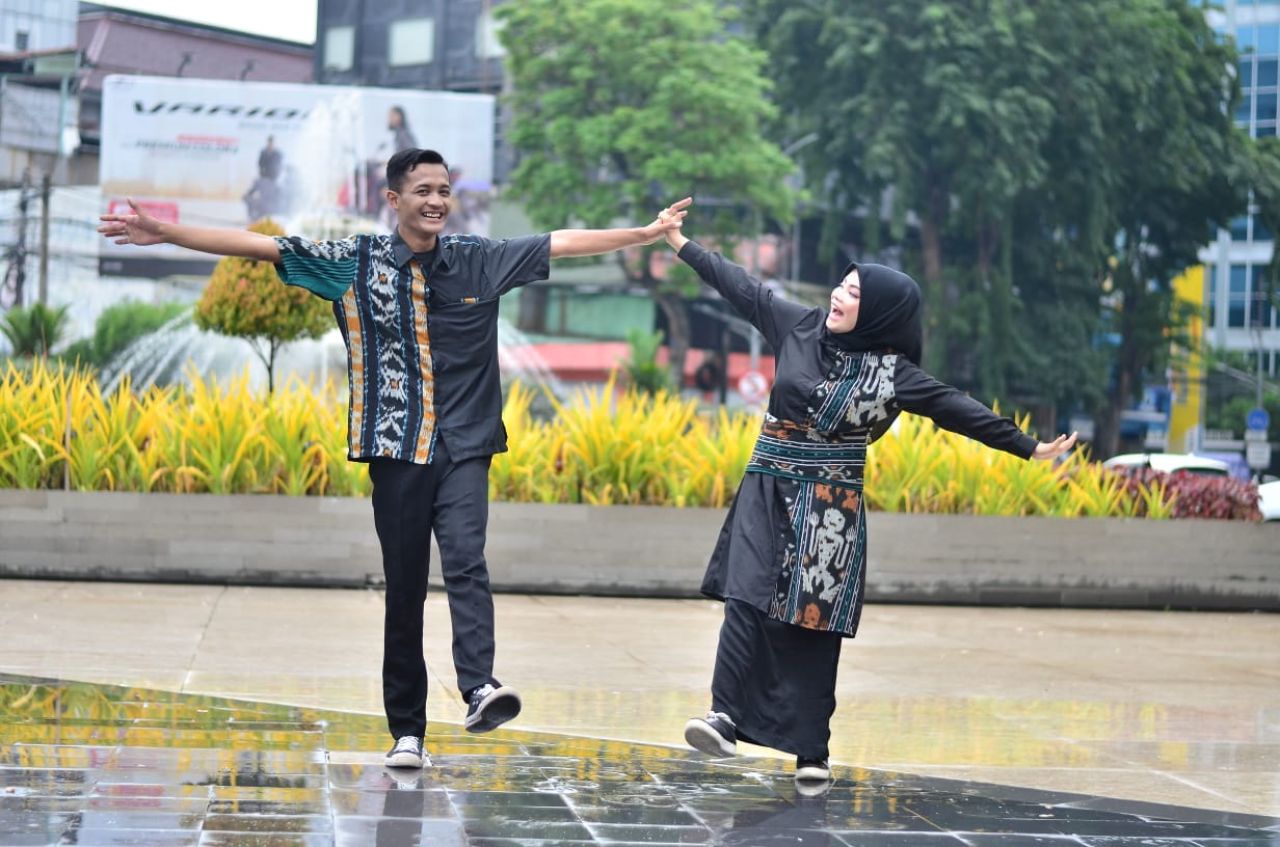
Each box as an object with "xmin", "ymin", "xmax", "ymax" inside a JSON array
[{"xmin": 273, "ymin": 230, "xmax": 551, "ymax": 464}]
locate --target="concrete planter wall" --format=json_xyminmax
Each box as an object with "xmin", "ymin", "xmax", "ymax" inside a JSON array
[{"xmin": 1, "ymin": 489, "xmax": 1276, "ymax": 610}]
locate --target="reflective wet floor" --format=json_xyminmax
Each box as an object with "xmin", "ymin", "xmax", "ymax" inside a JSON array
[{"xmin": 1, "ymin": 674, "xmax": 1276, "ymax": 846}]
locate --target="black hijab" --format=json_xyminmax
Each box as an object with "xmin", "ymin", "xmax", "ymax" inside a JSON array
[{"xmin": 823, "ymin": 261, "xmax": 923, "ymax": 366}]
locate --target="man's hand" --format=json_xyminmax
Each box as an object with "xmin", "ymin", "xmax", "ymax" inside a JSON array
[
  {"xmin": 640, "ymin": 197, "xmax": 692, "ymax": 245},
  {"xmin": 98, "ymin": 198, "xmax": 167, "ymax": 246},
  {"xmin": 96, "ymin": 198, "xmax": 280, "ymax": 261},
  {"xmin": 549, "ymin": 197, "xmax": 694, "ymax": 259},
  {"xmin": 1032, "ymin": 431, "xmax": 1078, "ymax": 461}
]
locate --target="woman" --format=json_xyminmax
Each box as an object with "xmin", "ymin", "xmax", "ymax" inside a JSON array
[{"xmin": 658, "ymin": 213, "xmax": 1076, "ymax": 784}]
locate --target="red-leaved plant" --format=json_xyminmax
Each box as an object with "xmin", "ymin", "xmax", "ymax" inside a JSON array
[{"xmin": 1113, "ymin": 467, "xmax": 1262, "ymax": 521}]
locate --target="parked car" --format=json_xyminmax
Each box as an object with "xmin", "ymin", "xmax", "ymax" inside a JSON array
[
  {"xmin": 1259, "ymin": 480, "xmax": 1280, "ymax": 522},
  {"xmin": 1102, "ymin": 453, "xmax": 1231, "ymax": 477}
]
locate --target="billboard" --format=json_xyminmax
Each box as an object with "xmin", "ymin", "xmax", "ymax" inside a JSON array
[{"xmin": 100, "ymin": 75, "xmax": 495, "ymax": 277}]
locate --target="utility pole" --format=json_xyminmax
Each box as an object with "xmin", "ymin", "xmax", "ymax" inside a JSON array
[
  {"xmin": 12, "ymin": 169, "xmax": 32, "ymax": 307},
  {"xmin": 38, "ymin": 172, "xmax": 51, "ymax": 305}
]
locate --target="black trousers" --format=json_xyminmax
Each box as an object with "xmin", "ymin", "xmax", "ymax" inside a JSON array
[
  {"xmin": 368, "ymin": 442, "xmax": 496, "ymax": 740},
  {"xmin": 711, "ymin": 599, "xmax": 842, "ymax": 760}
]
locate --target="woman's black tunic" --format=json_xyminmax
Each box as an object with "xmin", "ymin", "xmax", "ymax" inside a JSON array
[{"xmin": 679, "ymin": 241, "xmax": 1037, "ymax": 639}]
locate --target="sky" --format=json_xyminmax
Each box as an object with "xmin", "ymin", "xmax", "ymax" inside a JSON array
[{"xmin": 95, "ymin": 0, "xmax": 317, "ymax": 45}]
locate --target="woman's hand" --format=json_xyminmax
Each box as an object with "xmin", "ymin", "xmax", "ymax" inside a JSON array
[
  {"xmin": 652, "ymin": 198, "xmax": 692, "ymax": 252},
  {"xmin": 1032, "ymin": 431, "xmax": 1078, "ymax": 461}
]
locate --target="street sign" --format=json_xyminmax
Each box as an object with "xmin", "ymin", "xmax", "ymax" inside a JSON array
[
  {"xmin": 1246, "ymin": 407, "xmax": 1270, "ymax": 432},
  {"xmin": 737, "ymin": 371, "xmax": 770, "ymax": 404},
  {"xmin": 1247, "ymin": 441, "xmax": 1272, "ymax": 470}
]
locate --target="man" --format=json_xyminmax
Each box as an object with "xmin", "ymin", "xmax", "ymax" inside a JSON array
[{"xmin": 99, "ymin": 148, "xmax": 691, "ymax": 768}]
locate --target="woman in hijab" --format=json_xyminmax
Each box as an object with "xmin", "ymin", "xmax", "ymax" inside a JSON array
[{"xmin": 656, "ymin": 210, "xmax": 1076, "ymax": 785}]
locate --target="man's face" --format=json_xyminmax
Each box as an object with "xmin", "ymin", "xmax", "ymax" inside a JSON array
[{"xmin": 387, "ymin": 163, "xmax": 451, "ymax": 240}]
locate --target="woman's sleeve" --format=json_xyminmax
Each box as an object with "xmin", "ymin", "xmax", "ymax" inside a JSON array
[
  {"xmin": 894, "ymin": 358, "xmax": 1038, "ymax": 459},
  {"xmin": 676, "ymin": 240, "xmax": 815, "ymax": 347}
]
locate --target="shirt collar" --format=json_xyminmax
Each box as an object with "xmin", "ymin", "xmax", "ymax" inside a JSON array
[{"xmin": 390, "ymin": 229, "xmax": 453, "ymax": 271}]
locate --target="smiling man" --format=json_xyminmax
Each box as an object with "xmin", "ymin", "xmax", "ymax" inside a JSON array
[{"xmin": 99, "ymin": 147, "xmax": 690, "ymax": 769}]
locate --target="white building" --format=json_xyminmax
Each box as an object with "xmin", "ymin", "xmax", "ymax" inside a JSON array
[{"xmin": 1203, "ymin": 1, "xmax": 1280, "ymax": 377}]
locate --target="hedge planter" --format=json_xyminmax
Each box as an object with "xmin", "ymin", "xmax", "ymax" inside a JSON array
[{"xmin": 1, "ymin": 489, "xmax": 1276, "ymax": 610}]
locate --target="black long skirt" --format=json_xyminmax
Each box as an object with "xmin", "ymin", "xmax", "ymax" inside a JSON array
[{"xmin": 710, "ymin": 598, "xmax": 842, "ymax": 760}]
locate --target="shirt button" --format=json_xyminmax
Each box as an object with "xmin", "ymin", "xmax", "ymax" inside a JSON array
[
  {"xmin": 827, "ymin": 371, "xmax": 838, "ymax": 380},
  {"xmin": 816, "ymin": 388, "xmax": 827, "ymax": 399}
]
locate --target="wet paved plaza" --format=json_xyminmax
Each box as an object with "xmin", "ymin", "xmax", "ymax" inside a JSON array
[{"xmin": 1, "ymin": 673, "xmax": 1277, "ymax": 846}]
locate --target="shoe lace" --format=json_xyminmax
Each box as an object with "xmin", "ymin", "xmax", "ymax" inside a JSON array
[
  {"xmin": 706, "ymin": 710, "xmax": 735, "ymax": 727},
  {"xmin": 393, "ymin": 736, "xmax": 420, "ymax": 753},
  {"xmin": 469, "ymin": 684, "xmax": 495, "ymax": 706}
]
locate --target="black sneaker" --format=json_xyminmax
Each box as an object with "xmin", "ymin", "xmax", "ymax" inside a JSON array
[
  {"xmin": 464, "ymin": 683, "xmax": 522, "ymax": 733},
  {"xmin": 384, "ymin": 735, "xmax": 426, "ymax": 768},
  {"xmin": 683, "ymin": 710, "xmax": 738, "ymax": 757},
  {"xmin": 795, "ymin": 756, "xmax": 830, "ymax": 782}
]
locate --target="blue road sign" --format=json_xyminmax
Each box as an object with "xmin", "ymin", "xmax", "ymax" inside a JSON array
[{"xmin": 1246, "ymin": 407, "xmax": 1270, "ymax": 432}]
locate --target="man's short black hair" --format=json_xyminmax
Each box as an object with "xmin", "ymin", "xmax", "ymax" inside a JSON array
[{"xmin": 386, "ymin": 148, "xmax": 450, "ymax": 192}]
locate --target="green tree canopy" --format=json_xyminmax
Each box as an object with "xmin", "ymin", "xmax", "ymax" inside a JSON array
[
  {"xmin": 497, "ymin": 0, "xmax": 797, "ymax": 381},
  {"xmin": 194, "ymin": 220, "xmax": 331, "ymax": 394},
  {"xmin": 750, "ymin": 0, "xmax": 1252, "ymax": 456}
]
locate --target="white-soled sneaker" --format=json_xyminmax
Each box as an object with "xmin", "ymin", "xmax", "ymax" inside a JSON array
[
  {"xmin": 464, "ymin": 683, "xmax": 522, "ymax": 733},
  {"xmin": 795, "ymin": 756, "xmax": 831, "ymax": 783},
  {"xmin": 384, "ymin": 735, "xmax": 426, "ymax": 768},
  {"xmin": 683, "ymin": 710, "xmax": 738, "ymax": 757}
]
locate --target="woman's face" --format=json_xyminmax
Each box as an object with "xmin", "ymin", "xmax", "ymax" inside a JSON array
[{"xmin": 826, "ymin": 269, "xmax": 861, "ymax": 333}]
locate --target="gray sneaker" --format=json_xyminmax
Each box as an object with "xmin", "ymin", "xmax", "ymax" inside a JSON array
[
  {"xmin": 464, "ymin": 684, "xmax": 522, "ymax": 733},
  {"xmin": 385, "ymin": 735, "xmax": 426, "ymax": 768},
  {"xmin": 683, "ymin": 711, "xmax": 738, "ymax": 757},
  {"xmin": 795, "ymin": 756, "xmax": 830, "ymax": 782}
]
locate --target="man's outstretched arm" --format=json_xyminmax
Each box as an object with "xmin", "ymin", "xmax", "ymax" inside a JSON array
[
  {"xmin": 98, "ymin": 198, "xmax": 280, "ymax": 262},
  {"xmin": 548, "ymin": 197, "xmax": 691, "ymax": 259}
]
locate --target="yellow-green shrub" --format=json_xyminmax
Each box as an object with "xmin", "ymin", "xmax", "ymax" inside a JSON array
[{"xmin": 0, "ymin": 361, "xmax": 1169, "ymax": 517}]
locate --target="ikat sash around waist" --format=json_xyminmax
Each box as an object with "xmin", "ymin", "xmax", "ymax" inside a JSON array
[
  {"xmin": 745, "ymin": 417, "xmax": 867, "ymax": 490},
  {"xmin": 746, "ymin": 418, "xmax": 869, "ymax": 637}
]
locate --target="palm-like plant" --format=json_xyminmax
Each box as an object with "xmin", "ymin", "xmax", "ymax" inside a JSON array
[{"xmin": 1, "ymin": 303, "xmax": 71, "ymax": 357}]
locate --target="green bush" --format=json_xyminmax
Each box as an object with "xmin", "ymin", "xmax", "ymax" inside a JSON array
[
  {"xmin": 1, "ymin": 303, "xmax": 70, "ymax": 358},
  {"xmin": 62, "ymin": 300, "xmax": 188, "ymax": 369}
]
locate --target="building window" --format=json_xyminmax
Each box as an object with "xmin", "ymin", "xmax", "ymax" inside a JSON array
[
  {"xmin": 1237, "ymin": 97, "xmax": 1253, "ymax": 124},
  {"xmin": 1230, "ymin": 215, "xmax": 1250, "ymax": 241},
  {"xmin": 1239, "ymin": 25, "xmax": 1257, "ymax": 52},
  {"xmin": 389, "ymin": 18, "xmax": 434, "ymax": 67},
  {"xmin": 1208, "ymin": 263, "xmax": 1217, "ymax": 327},
  {"xmin": 1260, "ymin": 23, "xmax": 1280, "ymax": 54},
  {"xmin": 14, "ymin": 31, "xmax": 28, "ymax": 51},
  {"xmin": 324, "ymin": 26, "xmax": 355, "ymax": 72},
  {"xmin": 1254, "ymin": 212, "xmax": 1274, "ymax": 241},
  {"xmin": 476, "ymin": 11, "xmax": 507, "ymax": 59},
  {"xmin": 1230, "ymin": 264, "xmax": 1249, "ymax": 327},
  {"xmin": 1259, "ymin": 58, "xmax": 1279, "ymax": 87},
  {"xmin": 1251, "ymin": 265, "xmax": 1271, "ymax": 328},
  {"xmin": 1259, "ymin": 91, "xmax": 1279, "ymax": 122}
]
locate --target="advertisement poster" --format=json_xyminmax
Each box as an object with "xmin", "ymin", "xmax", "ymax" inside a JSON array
[{"xmin": 100, "ymin": 75, "xmax": 495, "ymax": 277}]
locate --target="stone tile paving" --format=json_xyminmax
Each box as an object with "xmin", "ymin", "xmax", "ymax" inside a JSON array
[{"xmin": 0, "ymin": 673, "xmax": 1276, "ymax": 846}]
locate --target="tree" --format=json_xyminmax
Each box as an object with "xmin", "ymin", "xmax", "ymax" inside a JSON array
[
  {"xmin": 1080, "ymin": 1, "xmax": 1249, "ymax": 457},
  {"xmin": 751, "ymin": 0, "xmax": 1252, "ymax": 457},
  {"xmin": 1247, "ymin": 135, "xmax": 1280, "ymax": 317},
  {"xmin": 1, "ymin": 302, "xmax": 70, "ymax": 358},
  {"xmin": 496, "ymin": 0, "xmax": 796, "ymax": 384},
  {"xmin": 194, "ymin": 220, "xmax": 331, "ymax": 394},
  {"xmin": 747, "ymin": 0, "xmax": 1057, "ymax": 390}
]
